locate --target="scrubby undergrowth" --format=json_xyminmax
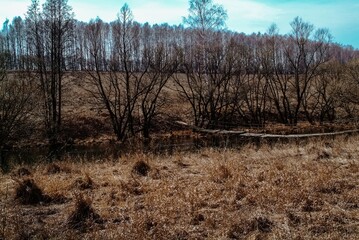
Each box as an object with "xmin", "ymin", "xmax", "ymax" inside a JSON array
[{"xmin": 0, "ymin": 136, "xmax": 358, "ymax": 239}]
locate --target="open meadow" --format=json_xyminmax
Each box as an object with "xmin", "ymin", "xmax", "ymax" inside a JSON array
[
  {"xmin": 1, "ymin": 135, "xmax": 358, "ymax": 239},
  {"xmin": 1, "ymin": 1, "xmax": 359, "ymax": 239}
]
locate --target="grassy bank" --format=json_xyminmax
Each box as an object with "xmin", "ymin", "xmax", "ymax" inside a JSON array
[{"xmin": 0, "ymin": 136, "xmax": 358, "ymax": 239}]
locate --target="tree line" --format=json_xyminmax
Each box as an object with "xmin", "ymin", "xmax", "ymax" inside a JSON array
[{"xmin": 1, "ymin": 0, "xmax": 359, "ymax": 149}]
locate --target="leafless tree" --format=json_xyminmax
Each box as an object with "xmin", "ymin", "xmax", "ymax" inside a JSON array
[
  {"xmin": 0, "ymin": 53, "xmax": 36, "ymax": 162},
  {"xmin": 84, "ymin": 5, "xmax": 179, "ymax": 140},
  {"xmin": 242, "ymin": 43, "xmax": 269, "ymax": 126},
  {"xmin": 183, "ymin": 0, "xmax": 227, "ymax": 32},
  {"xmin": 139, "ymin": 43, "xmax": 178, "ymax": 138},
  {"xmin": 84, "ymin": 17, "xmax": 127, "ymax": 140},
  {"xmin": 313, "ymin": 61, "xmax": 343, "ymax": 122},
  {"xmin": 26, "ymin": 0, "xmax": 74, "ymax": 144},
  {"xmin": 263, "ymin": 18, "xmax": 332, "ymax": 125},
  {"xmin": 174, "ymin": 32, "xmax": 241, "ymax": 128},
  {"xmin": 42, "ymin": 0, "xmax": 74, "ymax": 142},
  {"xmin": 346, "ymin": 58, "xmax": 359, "ymax": 84},
  {"xmin": 175, "ymin": 0, "xmax": 236, "ymax": 129},
  {"xmin": 2, "ymin": 0, "xmax": 359, "ymax": 145},
  {"xmin": 335, "ymin": 59, "xmax": 359, "ymax": 118}
]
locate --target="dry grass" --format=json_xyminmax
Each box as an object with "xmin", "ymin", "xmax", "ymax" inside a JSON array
[{"xmin": 0, "ymin": 136, "xmax": 358, "ymax": 239}]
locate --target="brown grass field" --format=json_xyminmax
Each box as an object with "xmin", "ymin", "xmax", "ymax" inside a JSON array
[{"xmin": 1, "ymin": 135, "xmax": 358, "ymax": 239}]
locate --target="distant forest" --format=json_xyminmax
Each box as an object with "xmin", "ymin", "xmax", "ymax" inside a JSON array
[{"xmin": 1, "ymin": 0, "xmax": 359, "ymax": 148}]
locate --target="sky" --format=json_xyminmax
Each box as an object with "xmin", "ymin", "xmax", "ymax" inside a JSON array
[{"xmin": 1, "ymin": 0, "xmax": 358, "ymax": 49}]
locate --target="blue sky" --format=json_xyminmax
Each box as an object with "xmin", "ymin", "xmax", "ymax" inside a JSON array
[{"xmin": 1, "ymin": 0, "xmax": 358, "ymax": 48}]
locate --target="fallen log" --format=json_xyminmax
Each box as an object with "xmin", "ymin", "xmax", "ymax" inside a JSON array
[
  {"xmin": 175, "ymin": 121, "xmax": 359, "ymax": 138},
  {"xmin": 241, "ymin": 129, "xmax": 359, "ymax": 138},
  {"xmin": 175, "ymin": 121, "xmax": 246, "ymax": 135}
]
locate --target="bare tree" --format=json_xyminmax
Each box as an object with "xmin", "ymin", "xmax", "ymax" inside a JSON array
[
  {"xmin": 174, "ymin": 33, "xmax": 240, "ymax": 128},
  {"xmin": 42, "ymin": 0, "xmax": 74, "ymax": 143},
  {"xmin": 261, "ymin": 24, "xmax": 295, "ymax": 124},
  {"xmin": 139, "ymin": 43, "xmax": 178, "ymax": 138},
  {"xmin": 335, "ymin": 59, "xmax": 359, "ymax": 118},
  {"xmin": 346, "ymin": 58, "xmax": 359, "ymax": 84},
  {"xmin": 242, "ymin": 39, "xmax": 269, "ymax": 126},
  {"xmin": 263, "ymin": 18, "xmax": 332, "ymax": 125},
  {"xmin": 287, "ymin": 18, "xmax": 332, "ymax": 124},
  {"xmin": 25, "ymin": 0, "xmax": 74, "ymax": 144},
  {"xmin": 84, "ymin": 17, "xmax": 125, "ymax": 139},
  {"xmin": 175, "ymin": 0, "xmax": 235, "ymax": 129},
  {"xmin": 2, "ymin": 0, "xmax": 359, "ymax": 148},
  {"xmin": 183, "ymin": 0, "xmax": 227, "ymax": 32},
  {"xmin": 0, "ymin": 53, "xmax": 35, "ymax": 165},
  {"xmin": 0, "ymin": 20, "xmax": 11, "ymax": 68},
  {"xmin": 313, "ymin": 61, "xmax": 343, "ymax": 122},
  {"xmin": 85, "ymin": 5, "xmax": 152, "ymax": 141}
]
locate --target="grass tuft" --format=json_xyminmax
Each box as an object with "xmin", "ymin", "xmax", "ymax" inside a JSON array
[
  {"xmin": 14, "ymin": 178, "xmax": 49, "ymax": 205},
  {"xmin": 316, "ymin": 148, "xmax": 332, "ymax": 160},
  {"xmin": 287, "ymin": 212, "xmax": 301, "ymax": 226},
  {"xmin": 190, "ymin": 213, "xmax": 205, "ymax": 225},
  {"xmin": 132, "ymin": 160, "xmax": 151, "ymax": 177},
  {"xmin": 73, "ymin": 173, "xmax": 94, "ymax": 190},
  {"xmin": 67, "ymin": 194, "xmax": 102, "ymax": 230},
  {"xmin": 46, "ymin": 163, "xmax": 67, "ymax": 174},
  {"xmin": 213, "ymin": 165, "xmax": 232, "ymax": 183},
  {"xmin": 13, "ymin": 167, "xmax": 31, "ymax": 177},
  {"xmin": 256, "ymin": 216, "xmax": 274, "ymax": 233},
  {"xmin": 120, "ymin": 180, "xmax": 144, "ymax": 196},
  {"xmin": 302, "ymin": 198, "xmax": 323, "ymax": 212},
  {"xmin": 228, "ymin": 220, "xmax": 256, "ymax": 238},
  {"xmin": 227, "ymin": 217, "xmax": 273, "ymax": 239},
  {"xmin": 46, "ymin": 163, "xmax": 62, "ymax": 174}
]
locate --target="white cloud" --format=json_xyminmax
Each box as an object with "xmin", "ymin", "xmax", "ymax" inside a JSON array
[
  {"xmin": 221, "ymin": 0, "xmax": 282, "ymax": 33},
  {"xmin": 231, "ymin": 0, "xmax": 282, "ymax": 21},
  {"xmin": 71, "ymin": 2, "xmax": 118, "ymax": 22},
  {"xmin": 0, "ymin": 1, "xmax": 28, "ymax": 23},
  {"xmin": 133, "ymin": 2, "xmax": 187, "ymax": 25},
  {"xmin": 71, "ymin": 1, "xmax": 188, "ymax": 25}
]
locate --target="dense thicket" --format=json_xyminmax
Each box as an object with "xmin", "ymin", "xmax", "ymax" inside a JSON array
[{"xmin": 0, "ymin": 0, "xmax": 359, "ymax": 146}]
